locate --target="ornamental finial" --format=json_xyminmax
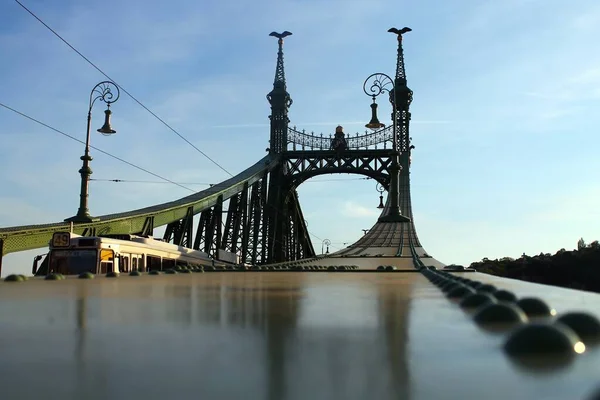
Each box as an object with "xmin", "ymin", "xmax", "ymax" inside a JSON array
[
  {"xmin": 269, "ymin": 31, "xmax": 292, "ymax": 86},
  {"xmin": 388, "ymin": 27, "xmax": 411, "ymax": 84}
]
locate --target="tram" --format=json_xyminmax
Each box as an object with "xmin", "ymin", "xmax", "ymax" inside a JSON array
[{"xmin": 32, "ymin": 231, "xmax": 230, "ymax": 276}]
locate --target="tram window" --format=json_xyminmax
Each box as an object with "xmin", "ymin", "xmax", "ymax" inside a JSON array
[
  {"xmin": 163, "ymin": 258, "xmax": 176, "ymax": 270},
  {"xmin": 132, "ymin": 257, "xmax": 138, "ymax": 271},
  {"xmin": 120, "ymin": 255, "xmax": 129, "ymax": 273},
  {"xmin": 100, "ymin": 249, "xmax": 114, "ymax": 274},
  {"xmin": 147, "ymin": 255, "xmax": 161, "ymax": 271},
  {"xmin": 138, "ymin": 256, "xmax": 145, "ymax": 272}
]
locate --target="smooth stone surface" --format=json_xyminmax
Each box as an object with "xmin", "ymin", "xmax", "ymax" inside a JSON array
[
  {"xmin": 129, "ymin": 271, "xmax": 142, "ymax": 276},
  {"xmin": 556, "ymin": 312, "xmax": 600, "ymax": 343},
  {"xmin": 4, "ymin": 274, "xmax": 23, "ymax": 282},
  {"xmin": 78, "ymin": 272, "xmax": 94, "ymax": 279},
  {"xmin": 0, "ymin": 271, "xmax": 599, "ymax": 400},
  {"xmin": 517, "ymin": 297, "xmax": 556, "ymax": 318},
  {"xmin": 44, "ymin": 273, "xmax": 61, "ymax": 281},
  {"xmin": 106, "ymin": 271, "xmax": 120, "ymax": 278}
]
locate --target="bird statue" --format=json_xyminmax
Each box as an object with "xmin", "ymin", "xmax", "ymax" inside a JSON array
[
  {"xmin": 269, "ymin": 31, "xmax": 293, "ymax": 39},
  {"xmin": 388, "ymin": 27, "xmax": 412, "ymax": 35}
]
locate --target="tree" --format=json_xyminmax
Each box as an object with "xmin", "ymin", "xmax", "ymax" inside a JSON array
[{"xmin": 577, "ymin": 238, "xmax": 586, "ymax": 250}]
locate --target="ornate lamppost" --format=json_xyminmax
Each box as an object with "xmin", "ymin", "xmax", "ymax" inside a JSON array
[
  {"xmin": 322, "ymin": 239, "xmax": 331, "ymax": 255},
  {"xmin": 363, "ymin": 27, "xmax": 412, "ymax": 223},
  {"xmin": 65, "ymin": 81, "xmax": 120, "ymax": 223},
  {"xmin": 376, "ymin": 182, "xmax": 385, "ymax": 209}
]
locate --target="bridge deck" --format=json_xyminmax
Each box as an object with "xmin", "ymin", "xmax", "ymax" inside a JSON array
[{"xmin": 1, "ymin": 272, "xmax": 598, "ymax": 400}]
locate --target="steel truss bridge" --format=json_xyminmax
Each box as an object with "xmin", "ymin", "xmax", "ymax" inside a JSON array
[
  {"xmin": 0, "ymin": 27, "xmax": 427, "ymax": 270},
  {"xmin": 1, "ymin": 27, "xmax": 599, "ymax": 400}
]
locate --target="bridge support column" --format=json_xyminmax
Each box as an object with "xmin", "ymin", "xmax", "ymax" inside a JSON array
[{"xmin": 379, "ymin": 156, "xmax": 410, "ymax": 223}]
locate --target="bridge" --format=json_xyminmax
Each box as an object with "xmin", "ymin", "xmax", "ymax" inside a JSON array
[{"xmin": 1, "ymin": 23, "xmax": 600, "ymax": 400}]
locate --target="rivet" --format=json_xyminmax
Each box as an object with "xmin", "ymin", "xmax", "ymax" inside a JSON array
[
  {"xmin": 473, "ymin": 302, "xmax": 528, "ymax": 329},
  {"xmin": 441, "ymin": 282, "xmax": 462, "ymax": 293},
  {"xmin": 504, "ymin": 322, "xmax": 585, "ymax": 368},
  {"xmin": 477, "ymin": 284, "xmax": 497, "ymax": 294},
  {"xmin": 517, "ymin": 298, "xmax": 556, "ymax": 318},
  {"xmin": 447, "ymin": 285, "xmax": 476, "ymax": 299},
  {"xmin": 78, "ymin": 272, "xmax": 94, "ymax": 279},
  {"xmin": 556, "ymin": 312, "xmax": 600, "ymax": 344},
  {"xmin": 493, "ymin": 290, "xmax": 517, "ymax": 302}
]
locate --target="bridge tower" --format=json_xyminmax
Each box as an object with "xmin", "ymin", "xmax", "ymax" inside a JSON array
[
  {"xmin": 265, "ymin": 31, "xmax": 295, "ymax": 263},
  {"xmin": 390, "ymin": 28, "xmax": 421, "ymax": 246}
]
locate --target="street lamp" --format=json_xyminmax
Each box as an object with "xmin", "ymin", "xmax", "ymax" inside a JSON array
[
  {"xmin": 376, "ymin": 182, "xmax": 385, "ymax": 209},
  {"xmin": 362, "ymin": 28, "xmax": 411, "ymax": 223},
  {"xmin": 322, "ymin": 238, "xmax": 331, "ymax": 255},
  {"xmin": 65, "ymin": 81, "xmax": 120, "ymax": 223}
]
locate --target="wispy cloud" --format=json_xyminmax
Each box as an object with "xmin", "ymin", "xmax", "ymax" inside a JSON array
[
  {"xmin": 341, "ymin": 201, "xmax": 379, "ymax": 218},
  {"xmin": 211, "ymin": 120, "xmax": 452, "ymax": 130}
]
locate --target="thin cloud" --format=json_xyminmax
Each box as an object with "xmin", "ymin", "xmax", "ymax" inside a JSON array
[
  {"xmin": 210, "ymin": 120, "xmax": 452, "ymax": 129},
  {"xmin": 341, "ymin": 201, "xmax": 379, "ymax": 218}
]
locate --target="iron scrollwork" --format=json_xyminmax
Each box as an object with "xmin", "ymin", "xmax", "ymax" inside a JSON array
[
  {"xmin": 287, "ymin": 126, "xmax": 393, "ymax": 150},
  {"xmin": 89, "ymin": 81, "xmax": 120, "ymax": 111},
  {"xmin": 363, "ymin": 73, "xmax": 395, "ymax": 105}
]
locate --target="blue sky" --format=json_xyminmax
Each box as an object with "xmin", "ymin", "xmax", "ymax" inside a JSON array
[{"xmin": 1, "ymin": 0, "xmax": 600, "ymax": 276}]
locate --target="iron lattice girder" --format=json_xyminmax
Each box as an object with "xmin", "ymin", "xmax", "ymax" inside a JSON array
[
  {"xmin": 0, "ymin": 155, "xmax": 279, "ymax": 257},
  {"xmin": 283, "ymin": 149, "xmax": 395, "ymax": 186}
]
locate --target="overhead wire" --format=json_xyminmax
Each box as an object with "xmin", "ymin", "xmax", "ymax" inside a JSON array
[
  {"xmin": 14, "ymin": 0, "xmax": 233, "ymax": 177},
  {"xmin": 10, "ymin": 1, "xmax": 364, "ymax": 253},
  {"xmin": 0, "ymin": 102, "xmax": 194, "ymax": 192},
  {"xmin": 90, "ymin": 176, "xmax": 371, "ymax": 185},
  {"xmin": 1, "ymin": 101, "xmax": 352, "ymax": 252}
]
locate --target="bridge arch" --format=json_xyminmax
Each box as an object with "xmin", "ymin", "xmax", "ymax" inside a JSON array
[
  {"xmin": 283, "ymin": 149, "xmax": 396, "ymax": 192},
  {"xmin": 288, "ymin": 169, "xmax": 389, "ymax": 191}
]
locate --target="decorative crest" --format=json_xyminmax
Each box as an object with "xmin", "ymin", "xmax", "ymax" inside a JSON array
[
  {"xmin": 269, "ymin": 31, "xmax": 292, "ymax": 87},
  {"xmin": 387, "ymin": 27, "xmax": 411, "ymax": 85}
]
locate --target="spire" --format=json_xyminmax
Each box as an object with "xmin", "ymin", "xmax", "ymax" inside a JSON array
[
  {"xmin": 269, "ymin": 31, "xmax": 292, "ymax": 90},
  {"xmin": 387, "ymin": 27, "xmax": 413, "ymax": 153},
  {"xmin": 267, "ymin": 31, "xmax": 293, "ymax": 154},
  {"xmin": 388, "ymin": 27, "xmax": 412, "ymax": 86}
]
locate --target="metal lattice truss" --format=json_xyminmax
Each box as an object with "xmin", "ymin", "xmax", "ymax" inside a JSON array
[
  {"xmin": 0, "ymin": 155, "xmax": 315, "ymax": 265},
  {"xmin": 283, "ymin": 149, "xmax": 395, "ymax": 188},
  {"xmin": 287, "ymin": 126, "xmax": 393, "ymax": 151}
]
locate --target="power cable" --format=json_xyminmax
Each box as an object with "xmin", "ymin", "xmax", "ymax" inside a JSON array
[
  {"xmin": 2, "ymin": 100, "xmax": 351, "ymax": 253},
  {"xmin": 90, "ymin": 176, "xmax": 370, "ymax": 186},
  {"xmin": 14, "ymin": 0, "xmax": 233, "ymax": 177},
  {"xmin": 91, "ymin": 178, "xmax": 214, "ymax": 186},
  {"xmin": 0, "ymin": 101, "xmax": 193, "ymax": 192}
]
